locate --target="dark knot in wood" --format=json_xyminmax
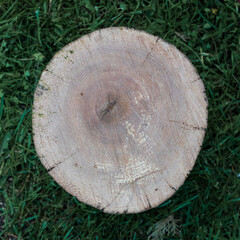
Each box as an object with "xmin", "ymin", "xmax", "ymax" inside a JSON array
[{"xmin": 100, "ymin": 95, "xmax": 117, "ymax": 120}]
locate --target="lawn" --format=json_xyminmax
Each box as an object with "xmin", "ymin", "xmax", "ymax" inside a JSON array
[{"xmin": 0, "ymin": 0, "xmax": 240, "ymax": 239}]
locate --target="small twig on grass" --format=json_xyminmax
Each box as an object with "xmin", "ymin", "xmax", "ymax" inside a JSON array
[{"xmin": 6, "ymin": 232, "xmax": 18, "ymax": 239}]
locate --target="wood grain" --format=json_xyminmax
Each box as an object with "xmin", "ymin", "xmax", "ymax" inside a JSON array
[{"xmin": 32, "ymin": 27, "xmax": 208, "ymax": 214}]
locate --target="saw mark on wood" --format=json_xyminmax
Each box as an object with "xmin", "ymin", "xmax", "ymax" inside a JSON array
[{"xmin": 116, "ymin": 157, "xmax": 163, "ymax": 184}]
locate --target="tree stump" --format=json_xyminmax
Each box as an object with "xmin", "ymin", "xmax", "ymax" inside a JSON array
[{"xmin": 33, "ymin": 27, "xmax": 208, "ymax": 214}]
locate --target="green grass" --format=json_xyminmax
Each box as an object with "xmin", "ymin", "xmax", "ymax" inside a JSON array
[{"xmin": 0, "ymin": 0, "xmax": 240, "ymax": 239}]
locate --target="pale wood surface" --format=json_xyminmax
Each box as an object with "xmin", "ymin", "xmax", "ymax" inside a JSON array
[{"xmin": 33, "ymin": 27, "xmax": 208, "ymax": 214}]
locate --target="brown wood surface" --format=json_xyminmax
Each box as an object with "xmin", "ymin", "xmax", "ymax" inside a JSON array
[{"xmin": 33, "ymin": 27, "xmax": 208, "ymax": 214}]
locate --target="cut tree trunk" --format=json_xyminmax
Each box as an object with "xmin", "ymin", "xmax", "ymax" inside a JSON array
[{"xmin": 33, "ymin": 27, "xmax": 208, "ymax": 214}]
